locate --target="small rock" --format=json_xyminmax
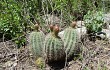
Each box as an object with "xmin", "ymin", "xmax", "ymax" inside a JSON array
[
  {"xmin": 96, "ymin": 32, "xmax": 106, "ymax": 40},
  {"xmin": 109, "ymin": 25, "xmax": 110, "ymax": 30},
  {"xmin": 58, "ymin": 27, "xmax": 87, "ymax": 39},
  {"xmin": 102, "ymin": 29, "xmax": 110, "ymax": 42},
  {"xmin": 104, "ymin": 13, "xmax": 110, "ymax": 29},
  {"xmin": 58, "ymin": 30, "xmax": 64, "ymax": 38},
  {"xmin": 13, "ymin": 62, "xmax": 17, "ymax": 67},
  {"xmin": 5, "ymin": 61, "xmax": 13, "ymax": 67},
  {"xmin": 104, "ymin": 13, "xmax": 110, "ymax": 24},
  {"xmin": 76, "ymin": 21, "xmax": 85, "ymax": 28},
  {"xmin": 75, "ymin": 27, "xmax": 87, "ymax": 38}
]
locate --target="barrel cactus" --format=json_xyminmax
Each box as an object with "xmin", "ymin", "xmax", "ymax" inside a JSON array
[
  {"xmin": 29, "ymin": 24, "xmax": 45, "ymax": 58},
  {"xmin": 44, "ymin": 25, "xmax": 65, "ymax": 63},
  {"xmin": 62, "ymin": 21, "xmax": 82, "ymax": 60}
]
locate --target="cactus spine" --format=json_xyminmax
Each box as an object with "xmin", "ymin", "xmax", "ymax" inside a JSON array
[
  {"xmin": 44, "ymin": 25, "xmax": 65, "ymax": 63},
  {"xmin": 62, "ymin": 21, "xmax": 81, "ymax": 60},
  {"xmin": 29, "ymin": 24, "xmax": 45, "ymax": 58}
]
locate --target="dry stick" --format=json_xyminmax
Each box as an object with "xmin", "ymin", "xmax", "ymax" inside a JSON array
[
  {"xmin": 3, "ymin": 34, "xmax": 11, "ymax": 52},
  {"xmin": 3, "ymin": 34, "xmax": 10, "ymax": 70},
  {"xmin": 43, "ymin": 51, "xmax": 47, "ymax": 69},
  {"xmin": 13, "ymin": 44, "xmax": 18, "ymax": 69},
  {"xmin": 42, "ymin": 0, "xmax": 49, "ymax": 28},
  {"xmin": 64, "ymin": 52, "xmax": 68, "ymax": 70},
  {"xmin": 46, "ymin": 0, "xmax": 50, "ymax": 31}
]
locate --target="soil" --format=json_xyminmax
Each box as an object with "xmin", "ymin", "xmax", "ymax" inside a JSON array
[{"xmin": 0, "ymin": 37, "xmax": 110, "ymax": 70}]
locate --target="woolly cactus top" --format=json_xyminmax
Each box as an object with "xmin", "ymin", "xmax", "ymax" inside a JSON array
[
  {"xmin": 52, "ymin": 25, "xmax": 60, "ymax": 37},
  {"xmin": 49, "ymin": 24, "xmax": 54, "ymax": 32},
  {"xmin": 34, "ymin": 24, "xmax": 39, "ymax": 31},
  {"xmin": 70, "ymin": 21, "xmax": 77, "ymax": 28}
]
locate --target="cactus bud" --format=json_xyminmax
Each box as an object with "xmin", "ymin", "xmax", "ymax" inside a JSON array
[
  {"xmin": 49, "ymin": 24, "xmax": 54, "ymax": 32},
  {"xmin": 70, "ymin": 21, "xmax": 77, "ymax": 28},
  {"xmin": 53, "ymin": 25, "xmax": 60, "ymax": 36},
  {"xmin": 34, "ymin": 24, "xmax": 39, "ymax": 31}
]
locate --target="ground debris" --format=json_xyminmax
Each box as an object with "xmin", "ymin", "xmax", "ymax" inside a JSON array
[{"xmin": 0, "ymin": 39, "xmax": 110, "ymax": 70}]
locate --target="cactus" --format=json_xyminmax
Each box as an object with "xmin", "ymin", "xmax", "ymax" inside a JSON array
[
  {"xmin": 44, "ymin": 25, "xmax": 65, "ymax": 63},
  {"xmin": 29, "ymin": 24, "xmax": 45, "ymax": 58},
  {"xmin": 35, "ymin": 57, "xmax": 45, "ymax": 69},
  {"xmin": 62, "ymin": 21, "xmax": 82, "ymax": 60}
]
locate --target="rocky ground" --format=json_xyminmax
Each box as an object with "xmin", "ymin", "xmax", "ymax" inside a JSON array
[{"xmin": 0, "ymin": 36, "xmax": 110, "ymax": 70}]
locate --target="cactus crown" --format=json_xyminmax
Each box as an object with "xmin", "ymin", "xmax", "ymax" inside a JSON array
[
  {"xmin": 52, "ymin": 25, "xmax": 60, "ymax": 37},
  {"xmin": 70, "ymin": 21, "xmax": 77, "ymax": 28},
  {"xmin": 49, "ymin": 24, "xmax": 54, "ymax": 32},
  {"xmin": 34, "ymin": 23, "xmax": 39, "ymax": 31}
]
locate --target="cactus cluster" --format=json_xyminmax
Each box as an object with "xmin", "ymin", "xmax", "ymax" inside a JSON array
[
  {"xmin": 29, "ymin": 24, "xmax": 45, "ymax": 58},
  {"xmin": 29, "ymin": 22, "xmax": 82, "ymax": 65}
]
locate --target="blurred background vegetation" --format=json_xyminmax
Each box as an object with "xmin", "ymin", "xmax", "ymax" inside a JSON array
[{"xmin": 0, "ymin": 0, "xmax": 109, "ymax": 48}]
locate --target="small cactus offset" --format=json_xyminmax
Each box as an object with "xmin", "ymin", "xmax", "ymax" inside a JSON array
[
  {"xmin": 29, "ymin": 24, "xmax": 45, "ymax": 58},
  {"xmin": 35, "ymin": 57, "xmax": 45, "ymax": 69},
  {"xmin": 44, "ymin": 25, "xmax": 65, "ymax": 63},
  {"xmin": 62, "ymin": 21, "xmax": 82, "ymax": 60}
]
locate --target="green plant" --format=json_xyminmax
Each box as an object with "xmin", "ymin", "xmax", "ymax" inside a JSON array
[
  {"xmin": 0, "ymin": 0, "xmax": 27, "ymax": 48},
  {"xmin": 15, "ymin": 36, "xmax": 26, "ymax": 48},
  {"xmin": 84, "ymin": 10, "xmax": 104, "ymax": 33},
  {"xmin": 35, "ymin": 57, "xmax": 45, "ymax": 70},
  {"xmin": 0, "ymin": 1, "xmax": 22, "ymax": 38},
  {"xmin": 29, "ymin": 24, "xmax": 45, "ymax": 58},
  {"xmin": 44, "ymin": 25, "xmax": 65, "ymax": 63},
  {"xmin": 62, "ymin": 21, "xmax": 82, "ymax": 60}
]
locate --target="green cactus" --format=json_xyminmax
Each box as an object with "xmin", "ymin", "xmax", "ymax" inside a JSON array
[
  {"xmin": 62, "ymin": 21, "xmax": 82, "ymax": 60},
  {"xmin": 44, "ymin": 25, "xmax": 65, "ymax": 63},
  {"xmin": 29, "ymin": 24, "xmax": 45, "ymax": 58}
]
